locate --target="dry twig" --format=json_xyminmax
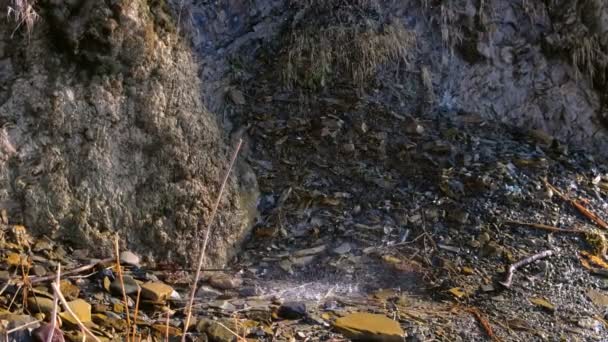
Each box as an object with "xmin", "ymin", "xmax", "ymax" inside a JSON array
[
  {"xmin": 131, "ymin": 287, "xmax": 141, "ymax": 341},
  {"xmin": 165, "ymin": 310, "xmax": 170, "ymax": 342},
  {"xmin": 499, "ymin": 250, "xmax": 553, "ymax": 288},
  {"xmin": 24, "ymin": 258, "xmax": 114, "ymax": 285},
  {"xmin": 465, "ymin": 307, "xmax": 501, "ymax": 342},
  {"xmin": 114, "ymin": 235, "xmax": 131, "ymax": 342},
  {"xmin": 504, "ymin": 220, "xmax": 585, "ymax": 234},
  {"xmin": 181, "ymin": 139, "xmax": 243, "ymax": 342},
  {"xmin": 544, "ymin": 179, "xmax": 608, "ymax": 230},
  {"xmin": 6, "ymin": 319, "xmax": 42, "ymax": 335},
  {"xmin": 46, "ymin": 264, "xmax": 61, "ymax": 342}
]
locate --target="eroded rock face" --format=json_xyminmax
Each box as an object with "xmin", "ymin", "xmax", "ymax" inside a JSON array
[
  {"xmin": 178, "ymin": 0, "xmax": 608, "ymax": 155},
  {"xmin": 0, "ymin": 0, "xmax": 258, "ymax": 266}
]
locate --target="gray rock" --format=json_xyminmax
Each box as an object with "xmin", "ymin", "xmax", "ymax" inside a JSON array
[
  {"xmin": 27, "ymin": 297, "xmax": 56, "ymax": 316},
  {"xmin": 110, "ymin": 276, "xmax": 140, "ymax": 296},
  {"xmin": 196, "ymin": 285, "xmax": 222, "ymax": 299},
  {"xmin": 333, "ymin": 243, "xmax": 352, "ymax": 255},
  {"xmin": 119, "ymin": 251, "xmax": 141, "ymax": 266},
  {"xmin": 208, "ymin": 273, "xmax": 243, "ymax": 290},
  {"xmin": 277, "ymin": 301, "xmax": 307, "ymax": 319}
]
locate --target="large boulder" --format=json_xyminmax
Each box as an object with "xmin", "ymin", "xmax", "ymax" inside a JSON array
[{"xmin": 0, "ymin": 0, "xmax": 258, "ymax": 266}]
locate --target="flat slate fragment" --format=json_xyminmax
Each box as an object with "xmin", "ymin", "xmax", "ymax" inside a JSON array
[{"xmin": 334, "ymin": 312, "xmax": 405, "ymax": 341}]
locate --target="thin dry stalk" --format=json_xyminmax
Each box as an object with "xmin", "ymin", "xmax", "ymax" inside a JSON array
[
  {"xmin": 131, "ymin": 287, "xmax": 141, "ymax": 341},
  {"xmin": 165, "ymin": 310, "xmax": 170, "ymax": 342},
  {"xmin": 114, "ymin": 235, "xmax": 132, "ymax": 342},
  {"xmin": 6, "ymin": 319, "xmax": 42, "ymax": 335},
  {"xmin": 7, "ymin": 285, "xmax": 22, "ymax": 310},
  {"xmin": 544, "ymin": 179, "xmax": 608, "ymax": 230},
  {"xmin": 6, "ymin": 0, "xmax": 39, "ymax": 37},
  {"xmin": 25, "ymin": 258, "xmax": 114, "ymax": 285},
  {"xmin": 51, "ymin": 282, "xmax": 100, "ymax": 342},
  {"xmin": 499, "ymin": 250, "xmax": 553, "ymax": 288},
  {"xmin": 181, "ymin": 139, "xmax": 243, "ymax": 342},
  {"xmin": 464, "ymin": 307, "xmax": 501, "ymax": 342},
  {"xmin": 46, "ymin": 264, "xmax": 61, "ymax": 342},
  {"xmin": 504, "ymin": 220, "xmax": 585, "ymax": 234}
]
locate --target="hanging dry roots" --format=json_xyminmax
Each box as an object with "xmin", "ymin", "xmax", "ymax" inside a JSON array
[{"xmin": 6, "ymin": 0, "xmax": 39, "ymax": 37}]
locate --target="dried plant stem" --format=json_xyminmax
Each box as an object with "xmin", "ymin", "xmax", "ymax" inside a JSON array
[
  {"xmin": 46, "ymin": 264, "xmax": 61, "ymax": 342},
  {"xmin": 499, "ymin": 250, "xmax": 553, "ymax": 288},
  {"xmin": 25, "ymin": 258, "xmax": 114, "ymax": 285},
  {"xmin": 165, "ymin": 310, "xmax": 170, "ymax": 342},
  {"xmin": 114, "ymin": 235, "xmax": 131, "ymax": 342},
  {"xmin": 6, "ymin": 319, "xmax": 42, "ymax": 335},
  {"xmin": 131, "ymin": 287, "xmax": 141, "ymax": 341},
  {"xmin": 504, "ymin": 220, "xmax": 585, "ymax": 234},
  {"xmin": 544, "ymin": 179, "xmax": 608, "ymax": 230},
  {"xmin": 464, "ymin": 307, "xmax": 501, "ymax": 342},
  {"xmin": 181, "ymin": 139, "xmax": 243, "ymax": 342},
  {"xmin": 51, "ymin": 282, "xmax": 100, "ymax": 342}
]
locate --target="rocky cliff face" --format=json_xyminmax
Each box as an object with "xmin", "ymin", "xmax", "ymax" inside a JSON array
[
  {"xmin": 179, "ymin": 0, "xmax": 608, "ymax": 154},
  {"xmin": 1, "ymin": 0, "xmax": 607, "ymax": 267},
  {"xmin": 0, "ymin": 0, "xmax": 258, "ymax": 266}
]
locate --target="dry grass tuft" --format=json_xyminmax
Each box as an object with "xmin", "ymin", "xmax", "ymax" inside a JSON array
[
  {"xmin": 6, "ymin": 0, "xmax": 39, "ymax": 38},
  {"xmin": 281, "ymin": 1, "xmax": 414, "ymax": 90},
  {"xmin": 571, "ymin": 35, "xmax": 608, "ymax": 83}
]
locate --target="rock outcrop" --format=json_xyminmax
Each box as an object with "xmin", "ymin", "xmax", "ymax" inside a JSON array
[{"xmin": 0, "ymin": 0, "xmax": 258, "ymax": 266}]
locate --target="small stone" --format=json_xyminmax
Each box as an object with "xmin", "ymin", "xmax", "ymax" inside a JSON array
[
  {"xmin": 277, "ymin": 302, "xmax": 306, "ymax": 320},
  {"xmin": 279, "ymin": 259, "xmax": 293, "ymax": 273},
  {"xmin": 27, "ymin": 296, "xmax": 57, "ymax": 315},
  {"xmin": 228, "ymin": 88, "xmax": 246, "ymax": 105},
  {"xmin": 140, "ymin": 282, "xmax": 174, "ymax": 302},
  {"xmin": 529, "ymin": 297, "xmax": 555, "ymax": 313},
  {"xmin": 461, "ymin": 267, "xmax": 474, "ymax": 275},
  {"xmin": 54, "ymin": 246, "xmax": 67, "ymax": 259},
  {"xmin": 333, "ymin": 243, "xmax": 352, "ymax": 255},
  {"xmin": 343, "ymin": 143, "xmax": 356, "ymax": 153},
  {"xmin": 293, "ymin": 244, "xmax": 327, "ymax": 257},
  {"xmin": 110, "ymin": 275, "xmax": 140, "ymax": 296},
  {"xmin": 119, "ymin": 251, "xmax": 141, "ymax": 266},
  {"xmin": 59, "ymin": 280, "xmax": 80, "ymax": 300},
  {"xmin": 196, "ymin": 285, "xmax": 222, "ymax": 299},
  {"xmin": 479, "ymin": 232, "xmax": 491, "ymax": 245},
  {"xmin": 208, "ymin": 300, "xmax": 236, "ymax": 313},
  {"xmin": 239, "ymin": 286, "xmax": 261, "ymax": 298},
  {"xmin": 31, "ymin": 264, "xmax": 48, "ymax": 276},
  {"xmin": 33, "ymin": 239, "xmax": 53, "ymax": 252},
  {"xmin": 333, "ymin": 312, "xmax": 405, "ymax": 341},
  {"xmin": 197, "ymin": 319, "xmax": 237, "ymax": 342},
  {"xmin": 71, "ymin": 249, "xmax": 89, "ymax": 260},
  {"xmin": 468, "ymin": 240, "xmax": 481, "ymax": 249},
  {"xmin": 577, "ymin": 317, "xmax": 601, "ymax": 331},
  {"xmin": 92, "ymin": 304, "xmax": 109, "ymax": 313},
  {"xmin": 587, "ymin": 289, "xmax": 608, "ymax": 308},
  {"xmin": 0, "ymin": 270, "xmax": 10, "ymax": 281},
  {"xmin": 208, "ymin": 273, "xmax": 243, "ymax": 290},
  {"xmin": 5, "ymin": 253, "xmax": 25, "ymax": 267},
  {"xmin": 481, "ymin": 284, "xmax": 495, "ymax": 292},
  {"xmin": 59, "ymin": 299, "xmax": 92, "ymax": 327},
  {"xmin": 291, "ymin": 255, "xmax": 315, "ymax": 267}
]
